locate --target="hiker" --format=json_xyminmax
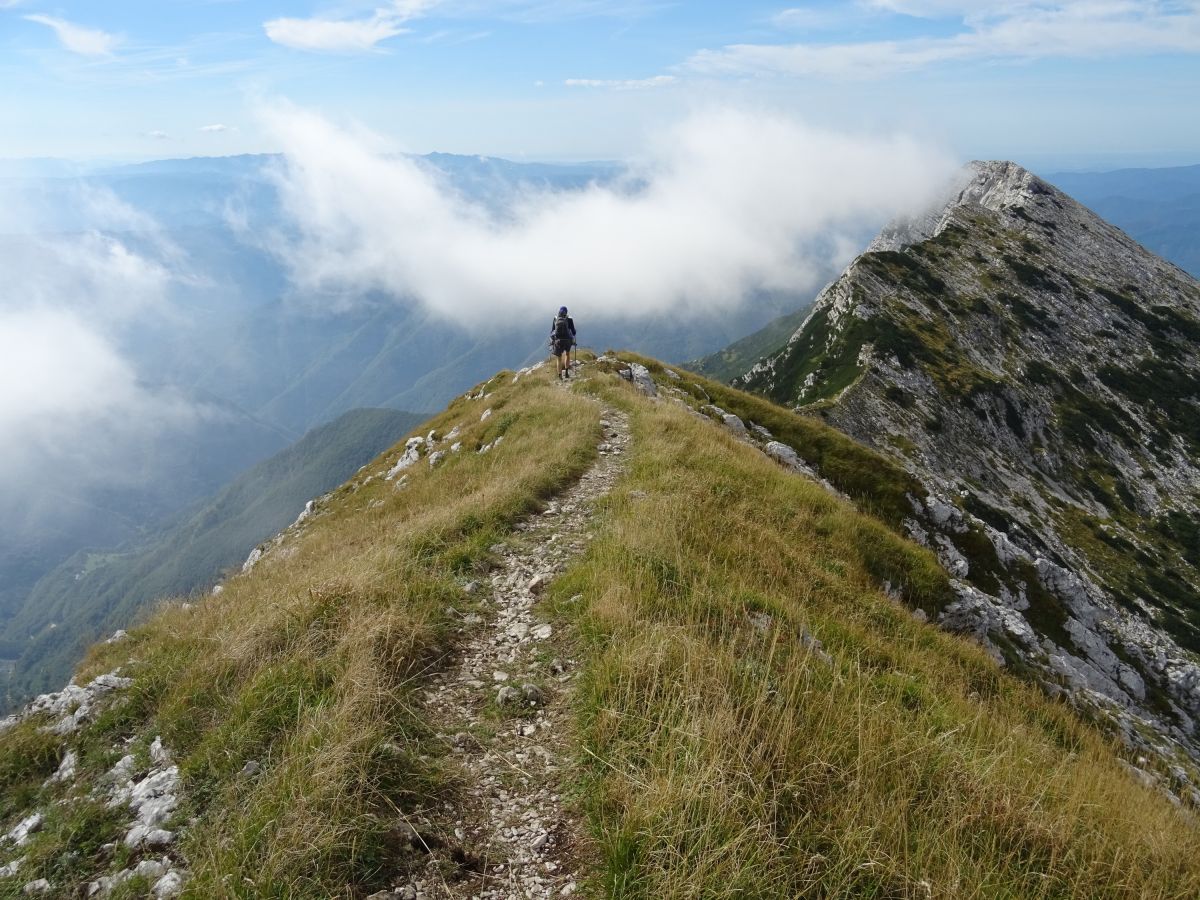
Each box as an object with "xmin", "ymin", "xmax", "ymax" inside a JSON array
[{"xmin": 550, "ymin": 306, "xmax": 576, "ymax": 380}]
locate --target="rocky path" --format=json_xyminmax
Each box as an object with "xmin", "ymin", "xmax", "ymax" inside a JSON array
[{"xmin": 401, "ymin": 383, "xmax": 630, "ymax": 900}]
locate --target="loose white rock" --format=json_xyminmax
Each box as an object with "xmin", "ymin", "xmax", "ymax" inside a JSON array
[
  {"xmin": 5, "ymin": 813, "xmax": 43, "ymax": 847},
  {"xmin": 722, "ymin": 414, "xmax": 747, "ymax": 433},
  {"xmin": 108, "ymin": 754, "xmax": 136, "ymax": 781},
  {"xmin": 386, "ymin": 438, "xmax": 425, "ymax": 480},
  {"xmin": 153, "ymin": 870, "xmax": 187, "ymax": 898},
  {"xmin": 241, "ymin": 546, "xmax": 264, "ymax": 574},
  {"xmin": 124, "ymin": 825, "xmax": 175, "ymax": 849},
  {"xmin": 133, "ymin": 860, "xmax": 168, "ymax": 881},
  {"xmin": 628, "ymin": 363, "xmax": 657, "ymax": 397},
  {"xmin": 764, "ymin": 441, "xmax": 804, "ymax": 470},
  {"xmin": 0, "ymin": 858, "xmax": 23, "ymax": 878},
  {"xmin": 46, "ymin": 749, "xmax": 77, "ymax": 785},
  {"xmin": 149, "ymin": 736, "xmax": 171, "ymax": 766}
]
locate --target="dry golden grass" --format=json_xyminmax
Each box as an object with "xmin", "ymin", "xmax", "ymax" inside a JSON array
[
  {"xmin": 4, "ymin": 355, "xmax": 1198, "ymax": 899},
  {"xmin": 58, "ymin": 367, "xmax": 603, "ymax": 897},
  {"xmin": 549, "ymin": 370, "xmax": 1200, "ymax": 899}
]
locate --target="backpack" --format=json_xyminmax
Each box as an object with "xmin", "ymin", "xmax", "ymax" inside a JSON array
[{"xmin": 553, "ymin": 316, "xmax": 573, "ymax": 342}]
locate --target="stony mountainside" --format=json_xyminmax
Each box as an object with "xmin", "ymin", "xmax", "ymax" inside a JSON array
[
  {"xmin": 738, "ymin": 161, "xmax": 1200, "ymax": 768},
  {"xmin": 1048, "ymin": 163, "xmax": 1200, "ymax": 279}
]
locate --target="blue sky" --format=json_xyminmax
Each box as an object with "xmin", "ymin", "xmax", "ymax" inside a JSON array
[{"xmin": 1, "ymin": 1, "xmax": 1198, "ymax": 169}]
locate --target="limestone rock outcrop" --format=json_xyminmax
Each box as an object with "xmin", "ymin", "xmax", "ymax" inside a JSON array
[{"xmin": 738, "ymin": 161, "xmax": 1200, "ymax": 772}]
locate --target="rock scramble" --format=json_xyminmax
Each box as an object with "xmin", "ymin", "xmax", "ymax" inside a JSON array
[{"xmin": 394, "ymin": 391, "xmax": 630, "ymax": 899}]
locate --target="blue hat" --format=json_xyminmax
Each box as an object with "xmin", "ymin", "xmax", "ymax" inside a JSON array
[{"xmin": 558, "ymin": 306, "xmax": 568, "ymax": 315}]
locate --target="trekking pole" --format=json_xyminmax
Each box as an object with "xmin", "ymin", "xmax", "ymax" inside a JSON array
[{"xmin": 572, "ymin": 342, "xmax": 577, "ymax": 368}]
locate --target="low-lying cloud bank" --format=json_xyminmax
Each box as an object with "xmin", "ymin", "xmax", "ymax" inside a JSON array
[
  {"xmin": 0, "ymin": 308, "xmax": 195, "ymax": 491},
  {"xmin": 265, "ymin": 105, "xmax": 958, "ymax": 325},
  {"xmin": 0, "ymin": 187, "xmax": 197, "ymax": 510}
]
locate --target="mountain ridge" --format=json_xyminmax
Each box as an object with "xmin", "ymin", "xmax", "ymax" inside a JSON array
[
  {"xmin": 0, "ymin": 355, "xmax": 1197, "ymax": 897},
  {"xmin": 737, "ymin": 160, "xmax": 1200, "ymax": 768}
]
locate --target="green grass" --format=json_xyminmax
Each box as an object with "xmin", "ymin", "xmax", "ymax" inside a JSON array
[
  {"xmin": 652, "ymin": 354, "xmax": 931, "ymax": 533},
  {"xmin": 3, "ymin": 356, "xmax": 1199, "ymax": 899},
  {"xmin": 555, "ymin": 368, "xmax": 1200, "ymax": 899},
  {"xmin": 0, "ymin": 368, "xmax": 602, "ymax": 897},
  {"xmin": 689, "ymin": 305, "xmax": 814, "ymax": 383}
]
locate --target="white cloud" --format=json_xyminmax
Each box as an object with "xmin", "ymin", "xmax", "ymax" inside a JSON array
[
  {"xmin": 691, "ymin": 2, "xmax": 1200, "ymax": 78},
  {"xmin": 262, "ymin": 103, "xmax": 957, "ymax": 325},
  {"xmin": 860, "ymin": 1, "xmax": 1017, "ymax": 17},
  {"xmin": 264, "ymin": 0, "xmax": 442, "ymax": 52},
  {"xmin": 393, "ymin": 0, "xmax": 443, "ymax": 16},
  {"xmin": 0, "ymin": 308, "xmax": 194, "ymax": 483},
  {"xmin": 771, "ymin": 7, "xmax": 854, "ymax": 31},
  {"xmin": 442, "ymin": 0, "xmax": 667, "ymax": 23},
  {"xmin": 24, "ymin": 14, "xmax": 119, "ymax": 57},
  {"xmin": 147, "ymin": 130, "xmax": 170, "ymax": 140},
  {"xmin": 0, "ymin": 189, "xmax": 176, "ymax": 321},
  {"xmin": 564, "ymin": 75, "xmax": 678, "ymax": 89},
  {"xmin": 264, "ymin": 14, "xmax": 407, "ymax": 52},
  {"xmin": 200, "ymin": 123, "xmax": 229, "ymax": 133},
  {"xmin": 0, "ymin": 186, "xmax": 197, "ymax": 498}
]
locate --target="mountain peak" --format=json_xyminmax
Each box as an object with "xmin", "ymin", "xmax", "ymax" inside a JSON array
[
  {"xmin": 738, "ymin": 167, "xmax": 1200, "ymax": 769},
  {"xmin": 958, "ymin": 159, "xmax": 1051, "ymax": 208},
  {"xmin": 869, "ymin": 159, "xmax": 1057, "ymax": 253}
]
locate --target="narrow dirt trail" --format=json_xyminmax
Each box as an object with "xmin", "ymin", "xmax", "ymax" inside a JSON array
[{"xmin": 408, "ymin": 374, "xmax": 631, "ymax": 900}]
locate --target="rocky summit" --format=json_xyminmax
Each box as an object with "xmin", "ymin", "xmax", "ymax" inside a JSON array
[{"xmin": 739, "ymin": 161, "xmax": 1200, "ymax": 774}]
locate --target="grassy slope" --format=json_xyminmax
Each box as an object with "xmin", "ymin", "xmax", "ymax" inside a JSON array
[
  {"xmin": 687, "ymin": 305, "xmax": 812, "ymax": 384},
  {"xmin": 562, "ymin": 357, "xmax": 1200, "ymax": 898},
  {"xmin": 1, "ymin": 358, "xmax": 1197, "ymax": 898},
  {"xmin": 3, "ymin": 409, "xmax": 425, "ymax": 709}
]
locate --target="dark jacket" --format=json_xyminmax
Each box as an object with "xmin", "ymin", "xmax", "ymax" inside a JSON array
[{"xmin": 550, "ymin": 315, "xmax": 576, "ymax": 347}]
